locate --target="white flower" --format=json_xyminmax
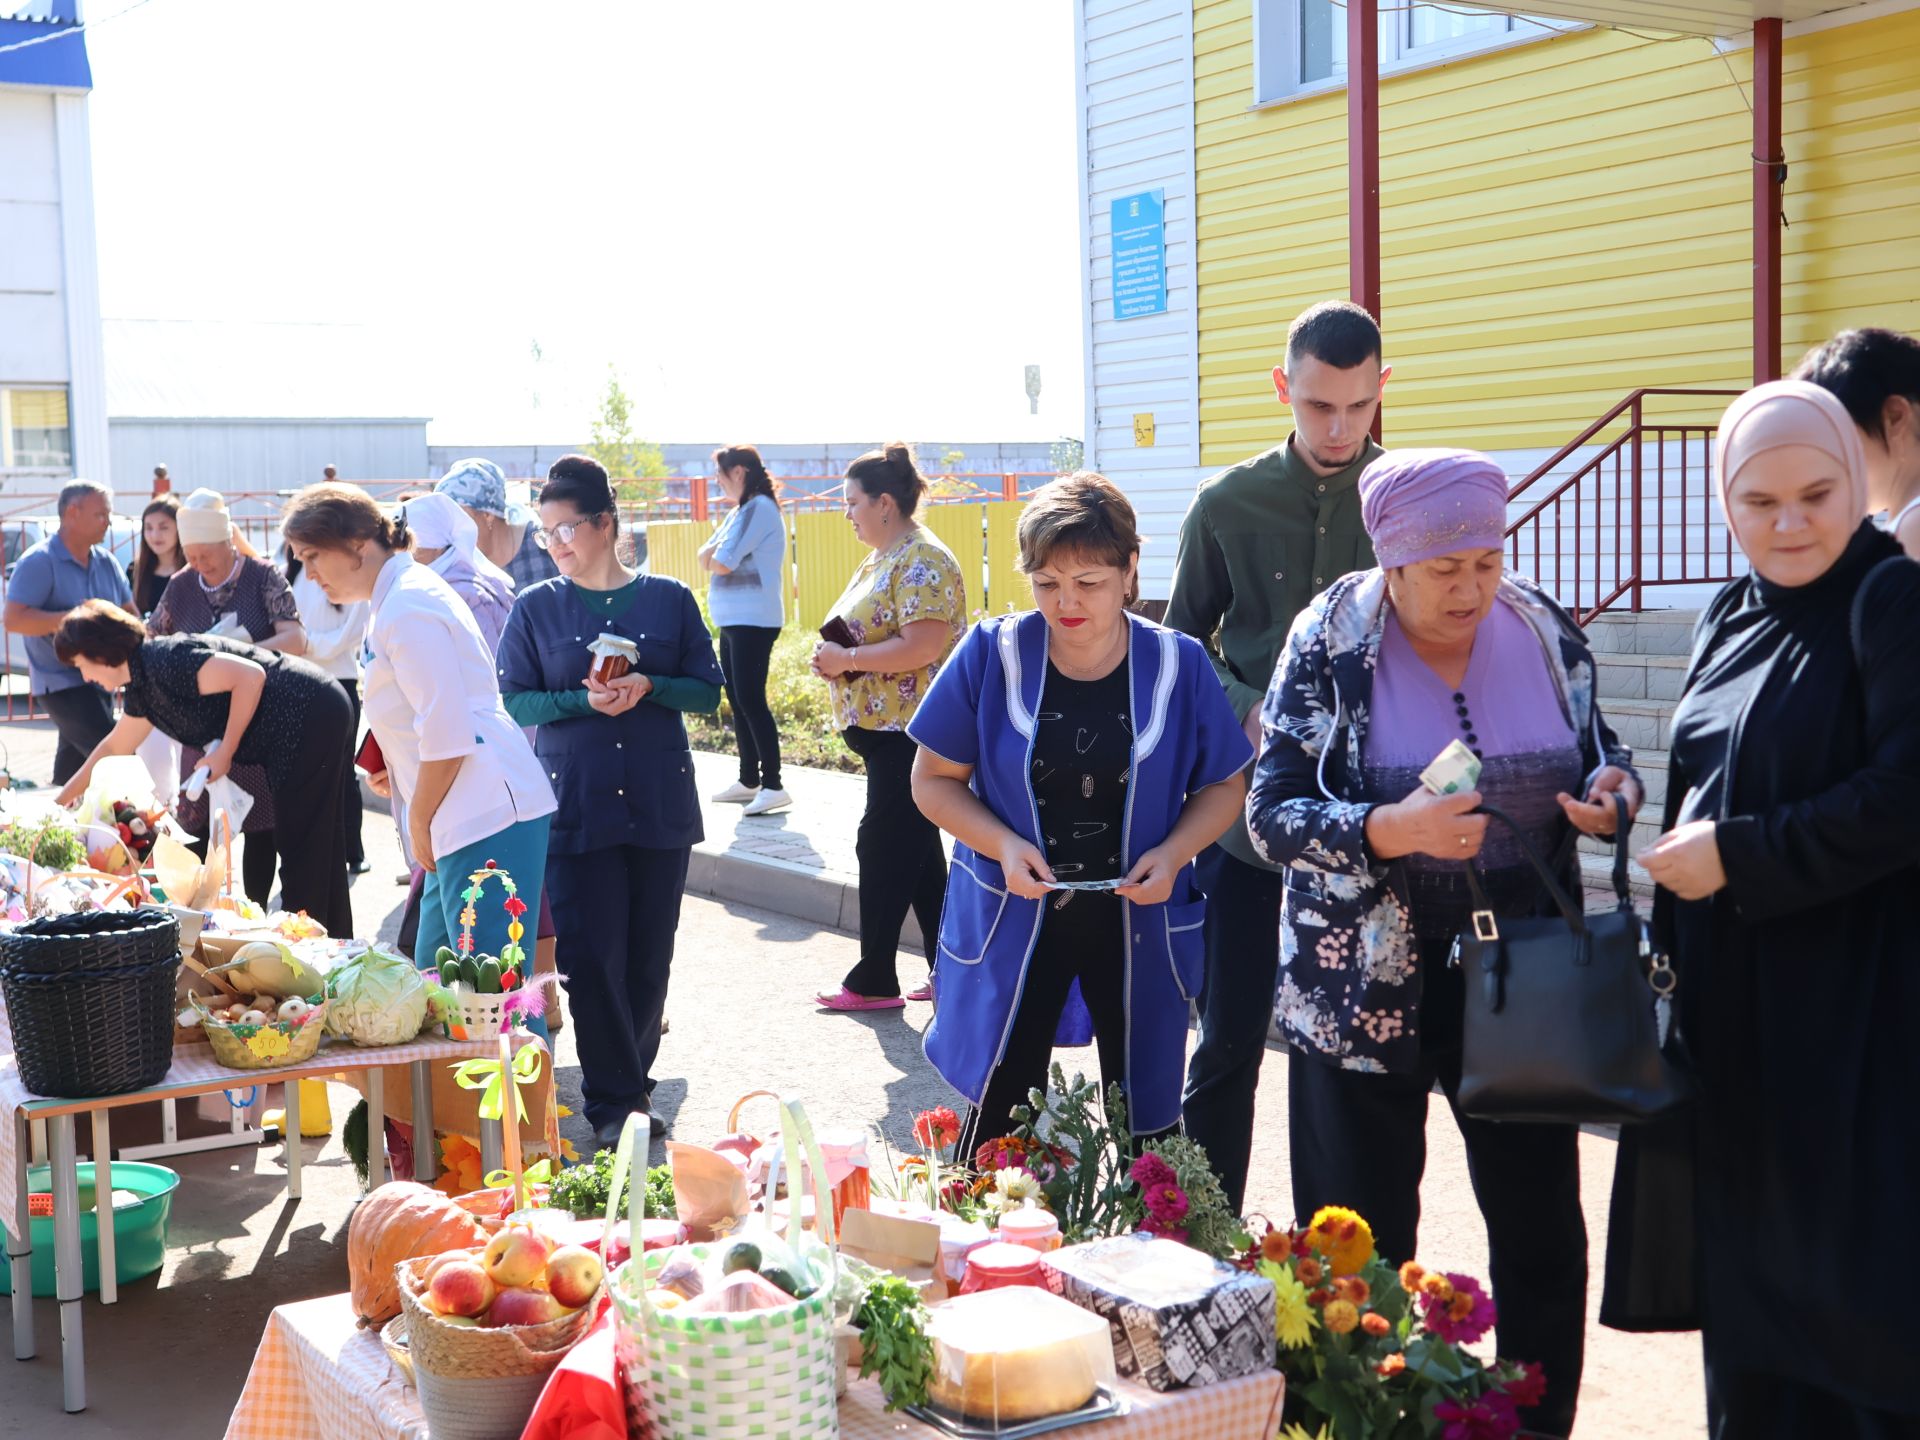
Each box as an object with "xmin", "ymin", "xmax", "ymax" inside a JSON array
[{"xmin": 994, "ymin": 1167, "xmax": 1041, "ymax": 1205}]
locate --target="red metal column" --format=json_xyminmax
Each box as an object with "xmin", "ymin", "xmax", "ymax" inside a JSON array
[
  {"xmin": 1752, "ymin": 17, "xmax": 1783, "ymax": 384},
  {"xmin": 1348, "ymin": 0, "xmax": 1382, "ymax": 438}
]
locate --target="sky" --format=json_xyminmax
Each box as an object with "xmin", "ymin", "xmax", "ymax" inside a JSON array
[{"xmin": 79, "ymin": 0, "xmax": 1087, "ymax": 448}]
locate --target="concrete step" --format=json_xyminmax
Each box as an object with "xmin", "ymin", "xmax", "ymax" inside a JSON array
[
  {"xmin": 1597, "ymin": 697, "xmax": 1675, "ymax": 752},
  {"xmin": 1581, "ymin": 610, "xmax": 1699, "ymax": 658},
  {"xmin": 1591, "ymin": 649, "xmax": 1688, "ymax": 703}
]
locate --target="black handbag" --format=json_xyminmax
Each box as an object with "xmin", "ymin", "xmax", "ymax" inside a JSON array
[{"xmin": 1454, "ymin": 795, "xmax": 1691, "ymax": 1125}]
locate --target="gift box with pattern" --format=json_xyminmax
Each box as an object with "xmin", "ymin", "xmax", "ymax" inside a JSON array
[{"xmin": 1040, "ymin": 1233, "xmax": 1277, "ymax": 1391}]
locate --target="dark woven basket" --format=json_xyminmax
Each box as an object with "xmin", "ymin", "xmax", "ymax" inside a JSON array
[
  {"xmin": 0, "ymin": 952, "xmax": 178, "ymax": 1098},
  {"xmin": 0, "ymin": 906, "xmax": 180, "ymax": 977}
]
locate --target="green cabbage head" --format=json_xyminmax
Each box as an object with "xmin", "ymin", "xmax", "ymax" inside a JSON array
[{"xmin": 325, "ymin": 945, "xmax": 430, "ymax": 1047}]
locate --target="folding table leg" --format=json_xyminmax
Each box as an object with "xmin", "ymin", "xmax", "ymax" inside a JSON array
[
  {"xmin": 10, "ymin": 1113, "xmax": 33, "ymax": 1360},
  {"xmin": 283, "ymin": 1081, "xmax": 303, "ymax": 1200},
  {"xmin": 47, "ymin": 1115, "xmax": 85, "ymax": 1412},
  {"xmin": 365, "ymin": 1069, "xmax": 386, "ymax": 1192},
  {"xmin": 478, "ymin": 1114, "xmax": 503, "ymax": 1181},
  {"xmin": 89, "ymin": 1111, "xmax": 115, "ymax": 1305},
  {"xmin": 410, "ymin": 1062, "xmax": 437, "ymax": 1184}
]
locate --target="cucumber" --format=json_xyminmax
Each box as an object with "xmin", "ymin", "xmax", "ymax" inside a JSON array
[
  {"xmin": 442, "ymin": 956, "xmax": 473, "ymax": 988},
  {"xmin": 434, "ymin": 945, "xmax": 458, "ymax": 971},
  {"xmin": 476, "ymin": 957, "xmax": 503, "ymax": 994}
]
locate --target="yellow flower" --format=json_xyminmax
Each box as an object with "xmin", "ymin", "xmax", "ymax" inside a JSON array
[
  {"xmin": 1258, "ymin": 1259, "xmax": 1321, "ymax": 1350},
  {"xmin": 246, "ymin": 1026, "xmax": 291, "ymax": 1060},
  {"xmin": 1282, "ymin": 1425, "xmax": 1336, "ymax": 1440},
  {"xmin": 1420, "ymin": 1272, "xmax": 1456, "ymax": 1304},
  {"xmin": 1307, "ymin": 1205, "xmax": 1376, "ymax": 1278},
  {"xmin": 1399, "ymin": 1260, "xmax": 1426, "ymax": 1292},
  {"xmin": 1324, "ymin": 1299, "xmax": 1360, "ymax": 1335}
]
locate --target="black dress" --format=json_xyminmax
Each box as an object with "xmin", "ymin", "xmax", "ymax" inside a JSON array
[
  {"xmin": 125, "ymin": 634, "xmax": 355, "ymax": 935},
  {"xmin": 1605, "ymin": 524, "xmax": 1920, "ymax": 1438}
]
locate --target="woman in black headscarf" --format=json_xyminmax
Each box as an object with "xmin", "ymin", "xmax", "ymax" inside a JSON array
[{"xmin": 1611, "ymin": 381, "xmax": 1920, "ymax": 1439}]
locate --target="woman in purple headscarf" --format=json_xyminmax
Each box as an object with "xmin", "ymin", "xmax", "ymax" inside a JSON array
[
  {"xmin": 1246, "ymin": 449, "xmax": 1642, "ymax": 1438},
  {"xmin": 1610, "ymin": 383, "xmax": 1920, "ymax": 1439}
]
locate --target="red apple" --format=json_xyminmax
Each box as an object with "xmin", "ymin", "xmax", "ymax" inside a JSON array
[
  {"xmin": 425, "ymin": 1259, "xmax": 496, "ymax": 1319},
  {"xmin": 544, "ymin": 1244, "xmax": 605, "ymax": 1309},
  {"xmin": 422, "ymin": 1248, "xmax": 479, "ymax": 1284},
  {"xmin": 482, "ymin": 1227, "xmax": 552, "ymax": 1289},
  {"xmin": 485, "ymin": 1286, "xmax": 571, "ymax": 1328}
]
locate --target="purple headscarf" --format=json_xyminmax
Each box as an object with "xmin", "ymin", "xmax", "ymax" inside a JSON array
[{"xmin": 1359, "ymin": 448, "xmax": 1510, "ymax": 569}]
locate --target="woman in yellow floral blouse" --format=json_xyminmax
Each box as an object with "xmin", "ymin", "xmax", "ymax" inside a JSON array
[{"xmin": 810, "ymin": 442, "xmax": 967, "ymax": 1010}]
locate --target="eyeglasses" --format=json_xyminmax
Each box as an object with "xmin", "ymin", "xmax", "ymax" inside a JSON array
[{"xmin": 533, "ymin": 520, "xmax": 587, "ymax": 551}]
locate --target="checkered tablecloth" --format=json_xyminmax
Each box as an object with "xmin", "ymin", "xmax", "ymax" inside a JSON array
[
  {"xmin": 227, "ymin": 1292, "xmax": 1286, "ymax": 1440},
  {"xmin": 0, "ymin": 1001, "xmax": 491, "ymax": 1244}
]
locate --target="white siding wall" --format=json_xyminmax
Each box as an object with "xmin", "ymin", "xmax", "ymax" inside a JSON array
[
  {"xmin": 0, "ymin": 88, "xmax": 67, "ymax": 384},
  {"xmin": 107, "ymin": 419, "xmax": 430, "ymax": 497},
  {"xmin": 1078, "ymin": 0, "xmax": 1208, "ymax": 600}
]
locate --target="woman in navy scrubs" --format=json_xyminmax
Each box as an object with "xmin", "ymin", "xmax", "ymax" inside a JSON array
[
  {"xmin": 909, "ymin": 474, "xmax": 1252, "ymax": 1150},
  {"xmin": 496, "ymin": 455, "xmax": 724, "ymax": 1147}
]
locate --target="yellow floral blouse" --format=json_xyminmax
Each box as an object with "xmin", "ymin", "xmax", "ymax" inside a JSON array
[{"xmin": 826, "ymin": 527, "xmax": 968, "ymax": 732}]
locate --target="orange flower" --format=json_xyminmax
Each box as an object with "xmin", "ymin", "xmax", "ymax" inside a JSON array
[
  {"xmin": 1335, "ymin": 1276, "xmax": 1371, "ymax": 1306},
  {"xmin": 433, "ymin": 1133, "xmax": 484, "ymax": 1198},
  {"xmin": 1295, "ymin": 1255, "xmax": 1324, "ymax": 1286},
  {"xmin": 1420, "ymin": 1272, "xmax": 1456, "ymax": 1304},
  {"xmin": 1377, "ymin": 1353, "xmax": 1407, "ymax": 1378},
  {"xmin": 1448, "ymin": 1290, "xmax": 1477, "ymax": 1323},
  {"xmin": 1361, "ymin": 1312, "xmax": 1392, "ymax": 1337},
  {"xmin": 1306, "ymin": 1206, "xmax": 1377, "ymax": 1278},
  {"xmin": 1323, "ymin": 1300, "xmax": 1360, "ymax": 1335},
  {"xmin": 1260, "ymin": 1229, "xmax": 1294, "ymax": 1264},
  {"xmin": 1307, "ymin": 1288, "xmax": 1334, "ymax": 1307},
  {"xmin": 1399, "ymin": 1260, "xmax": 1426, "ymax": 1292}
]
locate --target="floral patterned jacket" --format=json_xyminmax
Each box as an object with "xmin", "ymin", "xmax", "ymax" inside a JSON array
[{"xmin": 1245, "ymin": 568, "xmax": 1634, "ymax": 1075}]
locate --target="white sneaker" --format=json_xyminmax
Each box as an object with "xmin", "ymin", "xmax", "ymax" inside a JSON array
[
  {"xmin": 711, "ymin": 781, "xmax": 759, "ymax": 804},
  {"xmin": 742, "ymin": 787, "xmax": 793, "ymax": 816}
]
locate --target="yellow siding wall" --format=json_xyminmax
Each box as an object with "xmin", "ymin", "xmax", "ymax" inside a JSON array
[
  {"xmin": 1193, "ymin": 3, "xmax": 1920, "ymax": 463},
  {"xmin": 645, "ymin": 519, "xmax": 709, "ymax": 592}
]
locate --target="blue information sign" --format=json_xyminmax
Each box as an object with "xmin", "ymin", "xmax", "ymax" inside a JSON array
[{"xmin": 1110, "ymin": 189, "xmax": 1168, "ymax": 320}]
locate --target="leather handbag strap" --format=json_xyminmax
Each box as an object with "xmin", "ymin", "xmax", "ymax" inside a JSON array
[
  {"xmin": 1607, "ymin": 792, "xmax": 1631, "ymax": 905},
  {"xmin": 1463, "ymin": 801, "xmax": 1587, "ymax": 939}
]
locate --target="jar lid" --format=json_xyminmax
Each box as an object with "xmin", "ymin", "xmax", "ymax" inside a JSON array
[
  {"xmin": 966, "ymin": 1241, "xmax": 1044, "ymax": 1276},
  {"xmin": 589, "ymin": 633, "xmax": 640, "ymax": 660},
  {"xmin": 997, "ymin": 1208, "xmax": 1059, "ymax": 1240}
]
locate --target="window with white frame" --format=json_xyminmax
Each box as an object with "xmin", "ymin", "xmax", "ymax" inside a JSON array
[
  {"xmin": 1257, "ymin": 0, "xmax": 1569, "ymax": 103},
  {"xmin": 0, "ymin": 388, "xmax": 73, "ymax": 472}
]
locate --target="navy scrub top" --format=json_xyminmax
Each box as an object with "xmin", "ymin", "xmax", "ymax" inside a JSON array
[{"xmin": 495, "ymin": 575, "xmax": 725, "ymax": 856}]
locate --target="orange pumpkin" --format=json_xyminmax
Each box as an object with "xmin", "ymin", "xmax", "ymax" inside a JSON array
[{"xmin": 347, "ymin": 1180, "xmax": 486, "ymax": 1327}]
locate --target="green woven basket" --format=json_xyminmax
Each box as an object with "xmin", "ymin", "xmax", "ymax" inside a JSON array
[{"xmin": 605, "ymin": 1099, "xmax": 842, "ymax": 1440}]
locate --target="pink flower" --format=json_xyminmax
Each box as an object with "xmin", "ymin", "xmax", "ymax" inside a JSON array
[
  {"xmin": 1129, "ymin": 1152, "xmax": 1176, "ymax": 1190},
  {"xmin": 1144, "ymin": 1183, "xmax": 1189, "ymax": 1226},
  {"xmin": 1433, "ymin": 1393, "xmax": 1521, "ymax": 1440},
  {"xmin": 1420, "ymin": 1272, "xmax": 1497, "ymax": 1346},
  {"xmin": 1501, "ymin": 1362, "xmax": 1547, "ymax": 1410},
  {"xmin": 1140, "ymin": 1219, "xmax": 1189, "ymax": 1243}
]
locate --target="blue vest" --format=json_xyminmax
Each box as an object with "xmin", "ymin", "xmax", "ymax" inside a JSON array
[{"xmin": 908, "ymin": 611, "xmax": 1252, "ymax": 1133}]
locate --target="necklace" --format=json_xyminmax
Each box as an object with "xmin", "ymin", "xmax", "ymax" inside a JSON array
[{"xmin": 1051, "ymin": 620, "xmax": 1128, "ymax": 681}]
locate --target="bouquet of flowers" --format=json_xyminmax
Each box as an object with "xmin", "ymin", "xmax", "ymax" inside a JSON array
[
  {"xmin": 1241, "ymin": 1207, "xmax": 1546, "ymax": 1440},
  {"xmin": 1126, "ymin": 1136, "xmax": 1244, "ymax": 1261}
]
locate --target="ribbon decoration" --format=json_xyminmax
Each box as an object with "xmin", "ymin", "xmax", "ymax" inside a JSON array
[
  {"xmin": 450, "ymin": 1041, "xmax": 543, "ymax": 1127},
  {"xmin": 484, "ymin": 1157, "xmax": 554, "ymax": 1191}
]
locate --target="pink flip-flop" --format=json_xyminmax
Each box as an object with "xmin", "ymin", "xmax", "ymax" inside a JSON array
[
  {"xmin": 815, "ymin": 986, "xmax": 907, "ymax": 1012},
  {"xmin": 905, "ymin": 983, "xmax": 934, "ymax": 1003}
]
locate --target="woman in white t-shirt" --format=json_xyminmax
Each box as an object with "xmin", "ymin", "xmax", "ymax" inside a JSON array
[
  {"xmin": 287, "ymin": 552, "xmax": 373, "ymax": 873},
  {"xmin": 281, "ymin": 483, "xmax": 557, "ymax": 973}
]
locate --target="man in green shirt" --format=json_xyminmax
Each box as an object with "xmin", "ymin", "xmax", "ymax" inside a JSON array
[{"xmin": 1168, "ymin": 300, "xmax": 1389, "ymax": 1211}]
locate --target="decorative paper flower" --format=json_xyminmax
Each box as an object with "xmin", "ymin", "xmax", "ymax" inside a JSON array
[
  {"xmin": 503, "ymin": 896, "xmax": 528, "ymax": 918},
  {"xmin": 1128, "ymin": 1151, "xmax": 1177, "ymax": 1191},
  {"xmin": 246, "ymin": 1026, "xmax": 291, "ymax": 1060},
  {"xmin": 433, "ymin": 1134, "xmax": 484, "ymax": 1197},
  {"xmin": 1432, "ymin": 1393, "xmax": 1522, "ymax": 1440},
  {"xmin": 913, "ymin": 1106, "xmax": 960, "ymax": 1151},
  {"xmin": 1420, "ymin": 1272, "xmax": 1496, "ymax": 1346},
  {"xmin": 1259, "ymin": 1259, "xmax": 1320, "ymax": 1349},
  {"xmin": 1501, "ymin": 1362, "xmax": 1548, "ymax": 1410},
  {"xmin": 1361, "ymin": 1311, "xmax": 1392, "ymax": 1337},
  {"xmin": 1306, "ymin": 1205, "xmax": 1377, "ymax": 1277},
  {"xmin": 1323, "ymin": 1299, "xmax": 1360, "ymax": 1335}
]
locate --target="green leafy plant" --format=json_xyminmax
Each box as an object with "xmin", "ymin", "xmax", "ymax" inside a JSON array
[
  {"xmin": 853, "ymin": 1271, "xmax": 935, "ymax": 1412},
  {"xmin": 0, "ymin": 814, "xmax": 84, "ymax": 871},
  {"xmin": 1008, "ymin": 1064, "xmax": 1146, "ymax": 1243},
  {"xmin": 549, "ymin": 1145, "xmax": 677, "ymax": 1220},
  {"xmin": 584, "ymin": 365, "xmax": 670, "ymax": 506},
  {"xmin": 1134, "ymin": 1134, "xmax": 1246, "ymax": 1261}
]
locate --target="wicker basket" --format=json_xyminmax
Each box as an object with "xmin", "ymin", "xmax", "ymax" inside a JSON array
[
  {"xmin": 444, "ymin": 991, "xmax": 510, "ymax": 1042},
  {"xmin": 0, "ymin": 952, "xmax": 177, "ymax": 1098},
  {"xmin": 396, "ymin": 1253, "xmax": 598, "ymax": 1440},
  {"xmin": 194, "ymin": 997, "xmax": 330, "ymax": 1070},
  {"xmin": 0, "ymin": 906, "xmax": 180, "ymax": 977}
]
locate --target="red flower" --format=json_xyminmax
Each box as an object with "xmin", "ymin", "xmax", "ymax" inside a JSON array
[
  {"xmin": 1433, "ymin": 1393, "xmax": 1521, "ymax": 1440},
  {"xmin": 1144, "ymin": 1183, "xmax": 1189, "ymax": 1226},
  {"xmin": 1420, "ymin": 1273, "xmax": 1497, "ymax": 1346},
  {"xmin": 1501, "ymin": 1362, "xmax": 1548, "ymax": 1410},
  {"xmin": 914, "ymin": 1107, "xmax": 960, "ymax": 1150},
  {"xmin": 1128, "ymin": 1152, "xmax": 1176, "ymax": 1191}
]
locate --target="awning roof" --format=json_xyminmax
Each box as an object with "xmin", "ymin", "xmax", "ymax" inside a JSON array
[{"xmin": 1490, "ymin": 0, "xmax": 1867, "ymax": 38}]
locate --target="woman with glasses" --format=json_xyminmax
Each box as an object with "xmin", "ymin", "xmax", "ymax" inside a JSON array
[{"xmin": 496, "ymin": 454, "xmax": 725, "ymax": 1148}]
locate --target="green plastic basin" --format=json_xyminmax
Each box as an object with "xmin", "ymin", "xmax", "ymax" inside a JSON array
[{"xmin": 0, "ymin": 1161, "xmax": 180, "ymax": 1297}]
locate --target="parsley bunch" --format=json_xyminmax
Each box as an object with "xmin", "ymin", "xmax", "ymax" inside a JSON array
[{"xmin": 854, "ymin": 1273, "xmax": 935, "ymax": 1412}]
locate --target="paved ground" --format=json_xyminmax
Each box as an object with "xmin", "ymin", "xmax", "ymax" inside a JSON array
[{"xmin": 0, "ymin": 720, "xmax": 1704, "ymax": 1437}]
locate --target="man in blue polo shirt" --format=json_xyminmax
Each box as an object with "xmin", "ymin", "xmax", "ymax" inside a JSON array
[{"xmin": 3, "ymin": 480, "xmax": 133, "ymax": 783}]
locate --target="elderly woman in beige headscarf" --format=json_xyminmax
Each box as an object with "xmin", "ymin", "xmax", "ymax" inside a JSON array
[{"xmin": 1609, "ymin": 381, "xmax": 1920, "ymax": 1438}]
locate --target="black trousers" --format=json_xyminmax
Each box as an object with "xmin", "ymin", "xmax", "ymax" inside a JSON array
[
  {"xmin": 1706, "ymin": 1360, "xmax": 1920, "ymax": 1440},
  {"xmin": 41, "ymin": 683, "xmax": 116, "ymax": 787},
  {"xmin": 1180, "ymin": 843, "xmax": 1286, "ymax": 1213},
  {"xmin": 840, "ymin": 726, "xmax": 944, "ymax": 998},
  {"xmin": 546, "ymin": 842, "xmax": 690, "ymax": 1130},
  {"xmin": 341, "ymin": 678, "xmax": 366, "ymax": 866},
  {"xmin": 960, "ymin": 895, "xmax": 1128, "ymax": 1155},
  {"xmin": 266, "ymin": 680, "xmax": 354, "ymax": 937},
  {"xmin": 718, "ymin": 626, "xmax": 782, "ymax": 790},
  {"xmin": 1289, "ymin": 940, "xmax": 1588, "ymax": 1439}
]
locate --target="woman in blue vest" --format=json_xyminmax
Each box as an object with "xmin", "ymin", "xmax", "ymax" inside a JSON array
[
  {"xmin": 496, "ymin": 455, "xmax": 725, "ymax": 1148},
  {"xmin": 909, "ymin": 474, "xmax": 1252, "ymax": 1148}
]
